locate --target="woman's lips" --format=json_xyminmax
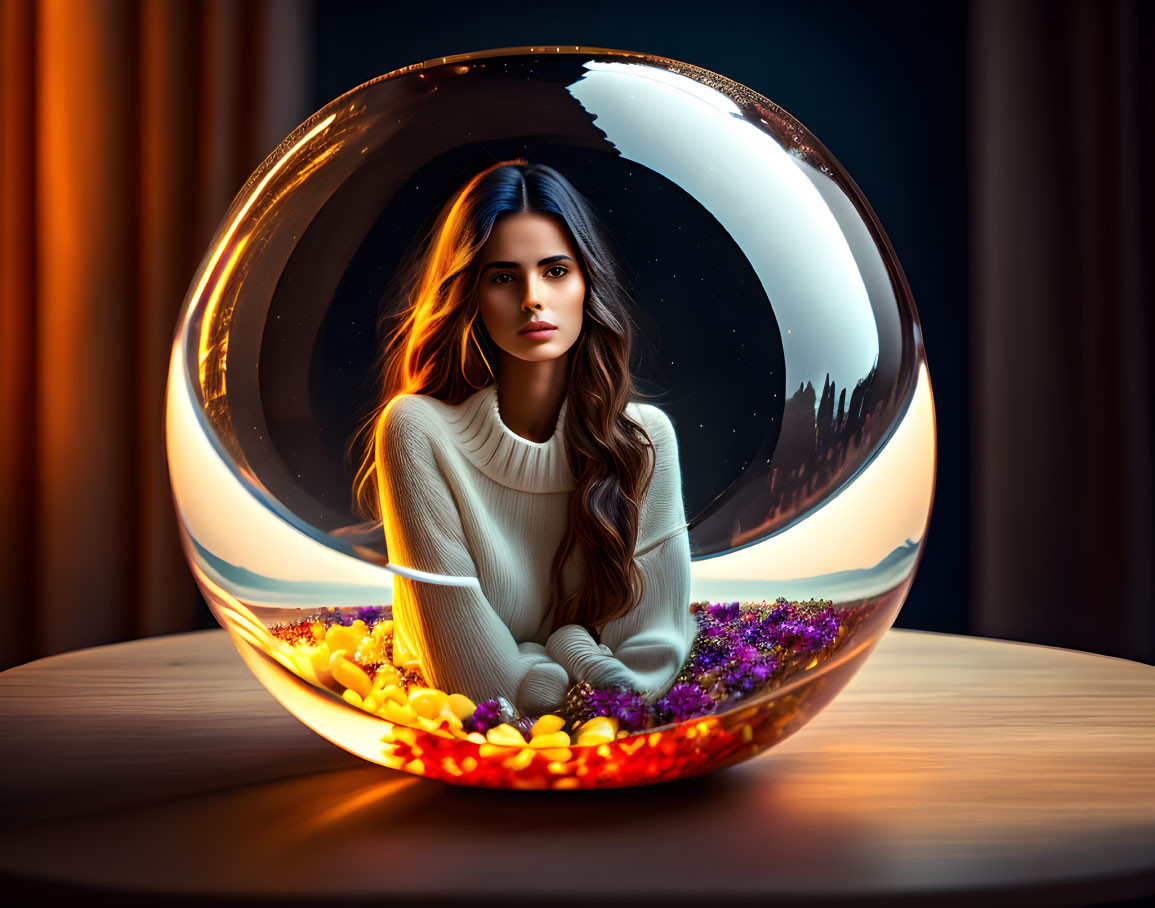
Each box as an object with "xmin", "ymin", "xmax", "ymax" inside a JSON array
[{"xmin": 519, "ymin": 323, "xmax": 557, "ymax": 339}]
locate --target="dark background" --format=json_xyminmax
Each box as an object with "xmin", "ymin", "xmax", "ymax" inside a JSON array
[
  {"xmin": 312, "ymin": 0, "xmax": 1155, "ymax": 664},
  {"xmin": 310, "ymin": 0, "xmax": 970, "ymax": 636},
  {"xmin": 3, "ymin": 0, "xmax": 1150, "ymax": 668}
]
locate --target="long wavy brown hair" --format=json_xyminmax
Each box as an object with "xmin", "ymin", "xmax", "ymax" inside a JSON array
[{"xmin": 350, "ymin": 160, "xmax": 657, "ymax": 633}]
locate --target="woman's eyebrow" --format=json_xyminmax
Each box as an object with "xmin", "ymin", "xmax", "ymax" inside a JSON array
[{"xmin": 481, "ymin": 254, "xmax": 574, "ymax": 272}]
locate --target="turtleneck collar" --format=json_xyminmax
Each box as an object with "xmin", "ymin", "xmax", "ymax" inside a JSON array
[{"xmin": 441, "ymin": 383, "xmax": 575, "ymax": 493}]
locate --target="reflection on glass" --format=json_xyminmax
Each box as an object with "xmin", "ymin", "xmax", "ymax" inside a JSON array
[{"xmin": 166, "ymin": 47, "xmax": 935, "ymax": 789}]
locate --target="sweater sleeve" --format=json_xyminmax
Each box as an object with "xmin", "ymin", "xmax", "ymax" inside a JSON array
[
  {"xmin": 546, "ymin": 406, "xmax": 695, "ymax": 699},
  {"xmin": 377, "ymin": 397, "xmax": 570, "ymax": 715}
]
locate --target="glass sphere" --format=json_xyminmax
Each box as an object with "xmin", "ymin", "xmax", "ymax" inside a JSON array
[{"xmin": 166, "ymin": 46, "xmax": 935, "ymax": 789}]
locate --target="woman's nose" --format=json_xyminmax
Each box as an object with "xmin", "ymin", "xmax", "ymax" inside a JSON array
[{"xmin": 521, "ymin": 277, "xmax": 544, "ymax": 310}]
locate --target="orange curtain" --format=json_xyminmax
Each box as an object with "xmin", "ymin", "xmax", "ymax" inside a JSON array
[{"xmin": 0, "ymin": 0, "xmax": 314, "ymax": 669}]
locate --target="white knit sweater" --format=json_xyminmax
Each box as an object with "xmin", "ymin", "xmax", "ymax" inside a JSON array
[{"xmin": 377, "ymin": 382, "xmax": 694, "ymax": 716}]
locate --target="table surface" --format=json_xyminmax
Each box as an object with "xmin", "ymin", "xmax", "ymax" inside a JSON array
[{"xmin": 1, "ymin": 628, "xmax": 1152, "ymax": 906}]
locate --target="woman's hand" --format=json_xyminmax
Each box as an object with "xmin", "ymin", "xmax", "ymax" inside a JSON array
[
  {"xmin": 546, "ymin": 624, "xmax": 633, "ymax": 688},
  {"xmin": 516, "ymin": 660, "xmax": 570, "ymax": 715}
]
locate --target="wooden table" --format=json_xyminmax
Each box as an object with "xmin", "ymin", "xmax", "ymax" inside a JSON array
[{"xmin": 1, "ymin": 629, "xmax": 1152, "ymax": 906}]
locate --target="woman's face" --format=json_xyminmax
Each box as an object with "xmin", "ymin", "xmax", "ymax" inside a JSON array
[{"xmin": 476, "ymin": 212, "xmax": 586, "ymax": 364}]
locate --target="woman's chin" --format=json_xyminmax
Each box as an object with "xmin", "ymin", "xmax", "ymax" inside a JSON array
[{"xmin": 504, "ymin": 342, "xmax": 573, "ymax": 363}]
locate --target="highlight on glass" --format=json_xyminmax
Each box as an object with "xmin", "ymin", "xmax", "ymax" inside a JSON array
[{"xmin": 166, "ymin": 46, "xmax": 936, "ymax": 789}]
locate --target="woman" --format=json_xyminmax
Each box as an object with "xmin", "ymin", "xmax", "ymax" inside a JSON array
[{"xmin": 351, "ymin": 160, "xmax": 693, "ymax": 716}]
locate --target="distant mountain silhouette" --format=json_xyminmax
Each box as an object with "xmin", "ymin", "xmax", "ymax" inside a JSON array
[
  {"xmin": 689, "ymin": 538, "xmax": 921, "ymax": 605},
  {"xmin": 805, "ymin": 538, "xmax": 919, "ymax": 596}
]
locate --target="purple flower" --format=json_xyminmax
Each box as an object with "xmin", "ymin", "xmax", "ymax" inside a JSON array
[
  {"xmin": 757, "ymin": 604, "xmax": 840, "ymax": 654},
  {"xmin": 655, "ymin": 683, "xmax": 716, "ymax": 724},
  {"xmin": 681, "ymin": 599, "xmax": 844, "ymax": 700},
  {"xmin": 463, "ymin": 698, "xmax": 503, "ymax": 734},
  {"xmin": 574, "ymin": 685, "xmax": 651, "ymax": 733},
  {"xmin": 721, "ymin": 652, "xmax": 780, "ymax": 698},
  {"xmin": 689, "ymin": 635, "xmax": 731, "ymax": 674},
  {"xmin": 354, "ymin": 605, "xmax": 384, "ymax": 625},
  {"xmin": 706, "ymin": 602, "xmax": 742, "ymax": 622}
]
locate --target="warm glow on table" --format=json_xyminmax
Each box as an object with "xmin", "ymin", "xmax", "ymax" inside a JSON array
[{"xmin": 1, "ymin": 629, "xmax": 1151, "ymax": 903}]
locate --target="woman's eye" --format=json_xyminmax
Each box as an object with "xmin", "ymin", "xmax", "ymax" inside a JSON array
[{"xmin": 491, "ymin": 267, "xmax": 566, "ymax": 283}]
